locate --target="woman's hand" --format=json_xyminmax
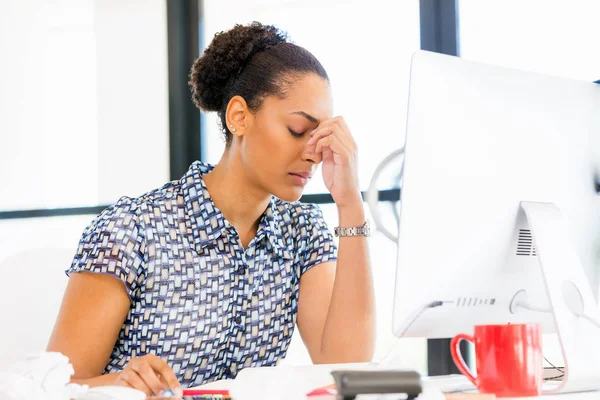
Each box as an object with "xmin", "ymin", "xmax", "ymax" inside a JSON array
[
  {"xmin": 113, "ymin": 354, "xmax": 182, "ymax": 397},
  {"xmin": 308, "ymin": 116, "xmax": 361, "ymax": 208}
]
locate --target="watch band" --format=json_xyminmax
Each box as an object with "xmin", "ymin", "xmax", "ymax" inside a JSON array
[{"xmin": 334, "ymin": 220, "xmax": 371, "ymax": 237}]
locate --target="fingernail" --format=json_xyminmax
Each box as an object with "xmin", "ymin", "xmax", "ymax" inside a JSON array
[
  {"xmin": 173, "ymin": 387, "xmax": 183, "ymax": 397},
  {"xmin": 310, "ymin": 129, "xmax": 316, "ymax": 135}
]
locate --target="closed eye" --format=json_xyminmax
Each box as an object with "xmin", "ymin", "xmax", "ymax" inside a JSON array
[{"xmin": 288, "ymin": 128, "xmax": 306, "ymax": 138}]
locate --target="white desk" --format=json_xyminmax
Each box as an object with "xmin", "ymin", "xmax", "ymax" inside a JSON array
[
  {"xmin": 514, "ymin": 393, "xmax": 598, "ymax": 400},
  {"xmin": 224, "ymin": 364, "xmax": 600, "ymax": 400},
  {"xmin": 425, "ymin": 374, "xmax": 600, "ymax": 399}
]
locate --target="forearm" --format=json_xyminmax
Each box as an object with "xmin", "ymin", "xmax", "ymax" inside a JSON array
[
  {"xmin": 70, "ymin": 372, "xmax": 120, "ymax": 387},
  {"xmin": 317, "ymin": 201, "xmax": 376, "ymax": 363}
]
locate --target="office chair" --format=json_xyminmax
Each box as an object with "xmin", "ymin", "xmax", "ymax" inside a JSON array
[{"xmin": 0, "ymin": 248, "xmax": 72, "ymax": 368}]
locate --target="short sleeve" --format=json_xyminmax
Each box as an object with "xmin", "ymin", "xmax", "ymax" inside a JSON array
[
  {"xmin": 296, "ymin": 204, "xmax": 338, "ymax": 275},
  {"xmin": 66, "ymin": 197, "xmax": 145, "ymax": 299}
]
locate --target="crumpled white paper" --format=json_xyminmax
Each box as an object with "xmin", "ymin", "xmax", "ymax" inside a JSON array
[{"xmin": 0, "ymin": 352, "xmax": 86, "ymax": 400}]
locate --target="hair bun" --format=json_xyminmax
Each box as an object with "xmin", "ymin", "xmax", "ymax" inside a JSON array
[{"xmin": 189, "ymin": 22, "xmax": 288, "ymax": 112}]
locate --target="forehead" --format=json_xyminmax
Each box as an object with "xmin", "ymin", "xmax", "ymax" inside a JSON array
[{"xmin": 263, "ymin": 73, "xmax": 333, "ymax": 121}]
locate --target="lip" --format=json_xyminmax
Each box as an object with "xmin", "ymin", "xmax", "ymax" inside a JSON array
[
  {"xmin": 289, "ymin": 171, "xmax": 312, "ymax": 186},
  {"xmin": 290, "ymin": 171, "xmax": 312, "ymax": 179}
]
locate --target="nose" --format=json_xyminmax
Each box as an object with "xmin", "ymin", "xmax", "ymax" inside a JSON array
[{"xmin": 302, "ymin": 140, "xmax": 322, "ymax": 164}]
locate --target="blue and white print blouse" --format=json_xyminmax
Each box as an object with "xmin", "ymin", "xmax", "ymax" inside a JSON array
[{"xmin": 66, "ymin": 161, "xmax": 338, "ymax": 387}]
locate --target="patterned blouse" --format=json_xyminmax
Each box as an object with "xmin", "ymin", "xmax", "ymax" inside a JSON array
[{"xmin": 66, "ymin": 161, "xmax": 337, "ymax": 387}]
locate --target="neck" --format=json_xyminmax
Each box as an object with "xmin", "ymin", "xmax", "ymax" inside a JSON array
[{"xmin": 202, "ymin": 150, "xmax": 271, "ymax": 233}]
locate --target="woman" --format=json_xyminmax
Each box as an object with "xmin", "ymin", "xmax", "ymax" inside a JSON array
[{"xmin": 47, "ymin": 22, "xmax": 375, "ymax": 396}]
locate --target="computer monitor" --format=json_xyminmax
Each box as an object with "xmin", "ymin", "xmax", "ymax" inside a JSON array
[{"xmin": 391, "ymin": 51, "xmax": 600, "ymax": 392}]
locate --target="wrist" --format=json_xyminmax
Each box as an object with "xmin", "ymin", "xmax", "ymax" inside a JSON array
[
  {"xmin": 337, "ymin": 201, "xmax": 366, "ymax": 227},
  {"xmin": 335, "ymin": 193, "xmax": 363, "ymax": 211}
]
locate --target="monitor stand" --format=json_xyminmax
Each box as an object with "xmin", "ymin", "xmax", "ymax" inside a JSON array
[{"xmin": 518, "ymin": 201, "xmax": 600, "ymax": 393}]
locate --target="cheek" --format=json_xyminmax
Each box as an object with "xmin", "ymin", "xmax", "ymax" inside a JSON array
[
  {"xmin": 249, "ymin": 127, "xmax": 294, "ymax": 165},
  {"xmin": 247, "ymin": 131, "xmax": 280, "ymax": 163}
]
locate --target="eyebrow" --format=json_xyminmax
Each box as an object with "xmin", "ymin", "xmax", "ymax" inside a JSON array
[{"xmin": 290, "ymin": 111, "xmax": 319, "ymax": 124}]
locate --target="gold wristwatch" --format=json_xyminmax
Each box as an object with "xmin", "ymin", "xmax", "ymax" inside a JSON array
[{"xmin": 334, "ymin": 220, "xmax": 371, "ymax": 237}]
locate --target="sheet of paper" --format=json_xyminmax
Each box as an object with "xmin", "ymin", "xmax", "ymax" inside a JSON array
[{"xmin": 186, "ymin": 378, "xmax": 235, "ymax": 391}]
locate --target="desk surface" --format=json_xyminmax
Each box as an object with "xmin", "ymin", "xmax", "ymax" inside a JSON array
[
  {"xmin": 513, "ymin": 393, "xmax": 598, "ymax": 399},
  {"xmin": 224, "ymin": 364, "xmax": 600, "ymax": 400}
]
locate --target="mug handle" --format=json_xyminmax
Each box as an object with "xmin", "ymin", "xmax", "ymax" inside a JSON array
[{"xmin": 450, "ymin": 334, "xmax": 478, "ymax": 386}]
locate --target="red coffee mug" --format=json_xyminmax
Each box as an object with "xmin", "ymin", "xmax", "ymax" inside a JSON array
[{"xmin": 450, "ymin": 323, "xmax": 543, "ymax": 397}]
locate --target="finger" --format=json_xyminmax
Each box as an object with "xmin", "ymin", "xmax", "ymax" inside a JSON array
[
  {"xmin": 332, "ymin": 116, "xmax": 357, "ymax": 147},
  {"xmin": 321, "ymin": 146, "xmax": 335, "ymax": 163},
  {"xmin": 325, "ymin": 117, "xmax": 356, "ymax": 151},
  {"xmin": 119, "ymin": 370, "xmax": 153, "ymax": 396},
  {"xmin": 145, "ymin": 354, "xmax": 181, "ymax": 392},
  {"xmin": 308, "ymin": 118, "xmax": 344, "ymax": 144},
  {"xmin": 160, "ymin": 376, "xmax": 184, "ymax": 399},
  {"xmin": 314, "ymin": 134, "xmax": 333, "ymax": 155},
  {"xmin": 132, "ymin": 360, "xmax": 167, "ymax": 395},
  {"xmin": 315, "ymin": 134, "xmax": 350, "ymax": 158},
  {"xmin": 315, "ymin": 125, "xmax": 350, "ymax": 152},
  {"xmin": 307, "ymin": 125, "xmax": 335, "ymax": 146},
  {"xmin": 309, "ymin": 120, "xmax": 355, "ymax": 151}
]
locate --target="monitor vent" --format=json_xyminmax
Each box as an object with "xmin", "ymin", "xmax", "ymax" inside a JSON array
[
  {"xmin": 454, "ymin": 297, "xmax": 496, "ymax": 307},
  {"xmin": 517, "ymin": 229, "xmax": 537, "ymax": 256}
]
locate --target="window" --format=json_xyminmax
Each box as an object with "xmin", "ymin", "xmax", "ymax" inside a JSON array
[
  {"xmin": 459, "ymin": 0, "xmax": 600, "ymax": 81},
  {"xmin": 0, "ymin": 0, "xmax": 170, "ymax": 212}
]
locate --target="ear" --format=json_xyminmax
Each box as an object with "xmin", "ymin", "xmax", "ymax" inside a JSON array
[{"xmin": 225, "ymin": 95, "xmax": 253, "ymax": 138}]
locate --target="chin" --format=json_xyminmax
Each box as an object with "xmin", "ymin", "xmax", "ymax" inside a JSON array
[{"xmin": 273, "ymin": 187, "xmax": 304, "ymax": 203}]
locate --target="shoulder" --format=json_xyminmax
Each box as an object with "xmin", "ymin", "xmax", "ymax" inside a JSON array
[{"xmin": 89, "ymin": 179, "xmax": 183, "ymax": 234}]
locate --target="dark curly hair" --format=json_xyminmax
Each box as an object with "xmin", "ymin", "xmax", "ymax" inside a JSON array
[{"xmin": 189, "ymin": 22, "xmax": 329, "ymax": 144}]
